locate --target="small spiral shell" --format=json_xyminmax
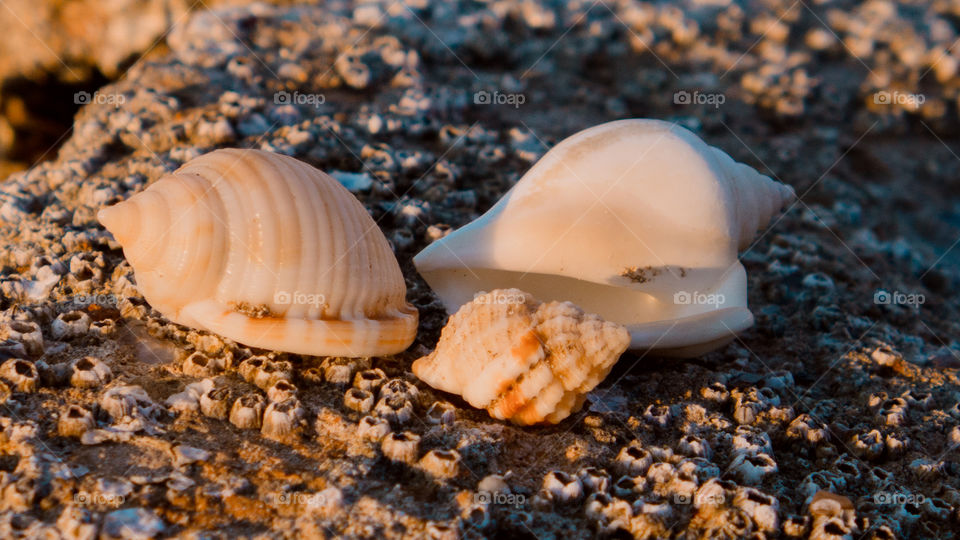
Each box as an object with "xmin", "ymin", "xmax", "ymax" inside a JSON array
[
  {"xmin": 98, "ymin": 148, "xmax": 417, "ymax": 356},
  {"xmin": 412, "ymin": 289, "xmax": 630, "ymax": 425}
]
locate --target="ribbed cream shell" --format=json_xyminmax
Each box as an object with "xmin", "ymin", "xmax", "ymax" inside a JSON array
[
  {"xmin": 98, "ymin": 149, "xmax": 417, "ymax": 357},
  {"xmin": 412, "ymin": 289, "xmax": 630, "ymax": 425}
]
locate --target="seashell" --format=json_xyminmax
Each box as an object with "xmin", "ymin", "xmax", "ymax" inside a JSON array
[
  {"xmin": 412, "ymin": 289, "xmax": 629, "ymax": 425},
  {"xmin": 97, "ymin": 148, "xmax": 418, "ymax": 357},
  {"xmin": 677, "ymin": 435, "xmax": 712, "ymax": 459},
  {"xmin": 414, "ymin": 119, "xmax": 794, "ymax": 357}
]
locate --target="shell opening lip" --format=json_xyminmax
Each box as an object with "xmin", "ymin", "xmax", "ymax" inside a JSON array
[{"xmin": 182, "ymin": 299, "xmax": 418, "ymax": 357}]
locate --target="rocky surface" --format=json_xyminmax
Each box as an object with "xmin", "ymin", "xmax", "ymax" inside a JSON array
[{"xmin": 1, "ymin": 0, "xmax": 959, "ymax": 538}]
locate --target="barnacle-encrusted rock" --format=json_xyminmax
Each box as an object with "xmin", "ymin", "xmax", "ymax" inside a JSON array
[
  {"xmin": 69, "ymin": 356, "xmax": 112, "ymax": 388},
  {"xmin": 374, "ymin": 394, "xmax": 414, "ymax": 426},
  {"xmin": 50, "ymin": 311, "xmax": 91, "ymax": 340},
  {"xmin": 353, "ymin": 368, "xmax": 387, "ymax": 393},
  {"xmin": 541, "ymin": 471, "xmax": 583, "ymax": 505},
  {"xmin": 356, "ymin": 415, "xmax": 391, "ymax": 442},
  {"xmin": 58, "ymin": 405, "xmax": 96, "ymax": 438},
  {"xmin": 344, "ymin": 388, "xmax": 374, "ymax": 414},
  {"xmin": 382, "ymin": 431, "xmax": 420, "ymax": 464},
  {"xmin": 419, "ymin": 449, "xmax": 460, "ymax": 479},
  {"xmin": 266, "ymin": 380, "xmax": 297, "ymax": 403},
  {"xmin": 261, "ymin": 397, "xmax": 305, "ymax": 439},
  {"xmin": 1, "ymin": 321, "xmax": 43, "ymax": 357},
  {"xmin": 229, "ymin": 393, "xmax": 265, "ymax": 430},
  {"xmin": 199, "ymin": 387, "xmax": 231, "ymax": 419},
  {"xmin": 0, "ymin": 358, "xmax": 38, "ymax": 392}
]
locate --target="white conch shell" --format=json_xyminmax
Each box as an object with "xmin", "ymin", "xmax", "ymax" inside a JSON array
[
  {"xmin": 412, "ymin": 289, "xmax": 630, "ymax": 425},
  {"xmin": 98, "ymin": 149, "xmax": 417, "ymax": 357},
  {"xmin": 413, "ymin": 119, "xmax": 794, "ymax": 357}
]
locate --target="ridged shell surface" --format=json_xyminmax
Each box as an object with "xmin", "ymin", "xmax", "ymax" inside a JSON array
[
  {"xmin": 412, "ymin": 289, "xmax": 630, "ymax": 425},
  {"xmin": 414, "ymin": 119, "xmax": 794, "ymax": 357},
  {"xmin": 98, "ymin": 148, "xmax": 417, "ymax": 357}
]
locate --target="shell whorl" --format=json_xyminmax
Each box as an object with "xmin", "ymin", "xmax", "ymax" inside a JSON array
[
  {"xmin": 709, "ymin": 146, "xmax": 796, "ymax": 250},
  {"xmin": 412, "ymin": 289, "xmax": 630, "ymax": 425},
  {"xmin": 98, "ymin": 148, "xmax": 417, "ymax": 357}
]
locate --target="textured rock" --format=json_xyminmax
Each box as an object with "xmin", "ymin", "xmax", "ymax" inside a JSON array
[{"xmin": 0, "ymin": 0, "xmax": 958, "ymax": 537}]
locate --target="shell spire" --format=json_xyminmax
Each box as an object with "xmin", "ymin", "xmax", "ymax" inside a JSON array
[
  {"xmin": 709, "ymin": 146, "xmax": 796, "ymax": 250},
  {"xmin": 412, "ymin": 289, "xmax": 630, "ymax": 425},
  {"xmin": 98, "ymin": 148, "xmax": 418, "ymax": 357},
  {"xmin": 98, "ymin": 191, "xmax": 172, "ymax": 267}
]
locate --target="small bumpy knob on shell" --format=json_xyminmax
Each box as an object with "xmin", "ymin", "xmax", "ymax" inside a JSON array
[{"xmin": 98, "ymin": 148, "xmax": 417, "ymax": 356}]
